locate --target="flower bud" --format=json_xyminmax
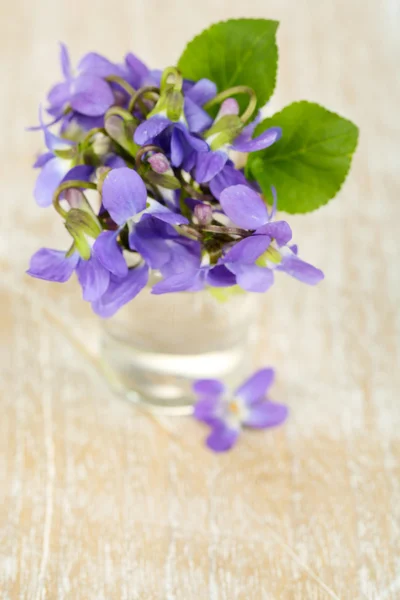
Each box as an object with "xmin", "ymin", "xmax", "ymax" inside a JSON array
[
  {"xmin": 92, "ymin": 132, "xmax": 110, "ymax": 156},
  {"xmin": 148, "ymin": 152, "xmax": 170, "ymax": 174},
  {"xmin": 64, "ymin": 188, "xmax": 85, "ymax": 208},
  {"xmin": 194, "ymin": 203, "xmax": 213, "ymax": 226},
  {"xmin": 216, "ymin": 98, "xmax": 240, "ymax": 120}
]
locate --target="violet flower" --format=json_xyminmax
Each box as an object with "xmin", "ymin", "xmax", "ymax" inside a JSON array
[
  {"xmin": 47, "ymin": 43, "xmax": 121, "ymax": 121},
  {"xmin": 33, "ymin": 110, "xmax": 93, "ymax": 207},
  {"xmin": 134, "ymin": 116, "xmax": 208, "ymax": 170},
  {"xmin": 194, "ymin": 368, "xmax": 288, "ymax": 452},
  {"xmin": 220, "ymin": 185, "xmax": 324, "ymax": 292},
  {"xmin": 193, "ymin": 99, "xmax": 281, "ymax": 185},
  {"xmin": 101, "ymin": 167, "xmax": 188, "ymax": 226}
]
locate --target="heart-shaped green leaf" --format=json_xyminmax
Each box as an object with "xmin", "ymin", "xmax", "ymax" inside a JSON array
[
  {"xmin": 246, "ymin": 101, "xmax": 359, "ymax": 213},
  {"xmin": 178, "ymin": 19, "xmax": 279, "ymax": 113}
]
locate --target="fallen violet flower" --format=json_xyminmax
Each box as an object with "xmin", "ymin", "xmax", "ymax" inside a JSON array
[{"xmin": 193, "ymin": 368, "xmax": 288, "ymax": 452}]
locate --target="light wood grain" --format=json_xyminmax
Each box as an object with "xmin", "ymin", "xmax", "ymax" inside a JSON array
[{"xmin": 1, "ymin": 0, "xmax": 399, "ymax": 598}]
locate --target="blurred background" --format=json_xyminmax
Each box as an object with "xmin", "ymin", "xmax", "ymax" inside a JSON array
[{"xmin": 1, "ymin": 1, "xmax": 399, "ymax": 598}]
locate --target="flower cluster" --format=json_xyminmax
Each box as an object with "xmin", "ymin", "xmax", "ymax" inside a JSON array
[
  {"xmin": 194, "ymin": 368, "xmax": 287, "ymax": 452},
  {"xmin": 28, "ymin": 44, "xmax": 324, "ymax": 317}
]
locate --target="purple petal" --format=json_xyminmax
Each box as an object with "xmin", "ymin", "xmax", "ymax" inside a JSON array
[
  {"xmin": 235, "ymin": 368, "xmax": 275, "ymax": 405},
  {"xmin": 93, "ymin": 230, "xmax": 128, "ymax": 278},
  {"xmin": 61, "ymin": 164, "xmax": 93, "ymax": 184},
  {"xmin": 278, "ymin": 255, "xmax": 324, "ymax": 285},
  {"xmin": 68, "ymin": 113, "xmax": 105, "ymax": 131},
  {"xmin": 27, "ymin": 248, "xmax": 78, "ymax": 282},
  {"xmin": 193, "ymin": 379, "xmax": 225, "ymax": 397},
  {"xmin": 206, "ymin": 264, "xmax": 237, "ymax": 287},
  {"xmin": 33, "ymin": 152, "xmax": 53, "ymax": 169},
  {"xmin": 228, "ymin": 263, "xmax": 274, "ymax": 293},
  {"xmin": 194, "ymin": 397, "xmax": 220, "ymax": 424},
  {"xmin": 102, "ymin": 167, "xmax": 147, "ymax": 225},
  {"xmin": 186, "ymin": 78, "xmax": 217, "ymax": 106},
  {"xmin": 134, "ymin": 116, "xmax": 171, "ymax": 145},
  {"xmin": 255, "ymin": 221, "xmax": 292, "ymax": 246},
  {"xmin": 47, "ymin": 81, "xmax": 70, "ymax": 111},
  {"xmin": 206, "ymin": 423, "xmax": 240, "ymax": 452},
  {"xmin": 151, "ymin": 269, "xmax": 200, "ymax": 294},
  {"xmin": 223, "ymin": 235, "xmax": 270, "ymax": 264},
  {"xmin": 70, "ymin": 75, "xmax": 114, "ymax": 116},
  {"xmin": 78, "ymin": 52, "xmax": 123, "ymax": 78},
  {"xmin": 170, "ymin": 128, "xmax": 184, "ymax": 167},
  {"xmin": 238, "ymin": 112, "xmax": 262, "ymax": 139},
  {"xmin": 75, "ymin": 255, "xmax": 110, "ymax": 301},
  {"xmin": 92, "ymin": 264, "xmax": 149, "ymax": 318},
  {"xmin": 143, "ymin": 199, "xmax": 189, "ymax": 225},
  {"xmin": 195, "ymin": 151, "xmax": 227, "ymax": 183},
  {"xmin": 161, "ymin": 239, "xmax": 201, "ymax": 278},
  {"xmin": 105, "ymin": 154, "xmax": 127, "ymax": 169},
  {"xmin": 34, "ymin": 157, "xmax": 71, "ymax": 207},
  {"xmin": 59, "ymin": 43, "xmax": 71, "ymax": 80},
  {"xmin": 232, "ymin": 126, "xmax": 282, "ymax": 153},
  {"xmin": 184, "ymin": 98, "xmax": 213, "ymax": 133},
  {"xmin": 125, "ymin": 53, "xmax": 150, "ymax": 88},
  {"xmin": 244, "ymin": 401, "xmax": 288, "ymax": 429},
  {"xmin": 220, "ymin": 185, "xmax": 269, "ymax": 229},
  {"xmin": 39, "ymin": 106, "xmax": 74, "ymax": 152},
  {"xmin": 175, "ymin": 123, "xmax": 208, "ymax": 152},
  {"xmin": 129, "ymin": 217, "xmax": 170, "ymax": 268},
  {"xmin": 209, "ymin": 165, "xmax": 249, "ymax": 200}
]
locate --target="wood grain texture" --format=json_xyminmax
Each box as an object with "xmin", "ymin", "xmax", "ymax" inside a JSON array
[{"xmin": 1, "ymin": 0, "xmax": 399, "ymax": 598}]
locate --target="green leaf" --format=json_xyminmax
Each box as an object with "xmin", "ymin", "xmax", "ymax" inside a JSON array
[
  {"xmin": 177, "ymin": 19, "xmax": 278, "ymax": 113},
  {"xmin": 246, "ymin": 101, "xmax": 359, "ymax": 213}
]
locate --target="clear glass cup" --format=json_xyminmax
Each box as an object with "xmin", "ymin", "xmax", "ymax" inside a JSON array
[{"xmin": 100, "ymin": 282, "xmax": 261, "ymax": 415}]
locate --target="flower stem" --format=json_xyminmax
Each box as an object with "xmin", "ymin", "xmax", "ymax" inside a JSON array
[
  {"xmin": 203, "ymin": 85, "xmax": 257, "ymax": 124},
  {"xmin": 128, "ymin": 86, "xmax": 160, "ymax": 114},
  {"xmin": 198, "ymin": 224, "xmax": 251, "ymax": 238},
  {"xmin": 160, "ymin": 67, "xmax": 183, "ymax": 92},
  {"xmin": 105, "ymin": 75, "xmax": 137, "ymax": 98},
  {"xmin": 135, "ymin": 145, "xmax": 165, "ymax": 170},
  {"xmin": 53, "ymin": 180, "xmax": 97, "ymax": 219}
]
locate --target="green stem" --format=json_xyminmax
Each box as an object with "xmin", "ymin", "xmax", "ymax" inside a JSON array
[
  {"xmin": 128, "ymin": 86, "xmax": 160, "ymax": 114},
  {"xmin": 135, "ymin": 145, "xmax": 165, "ymax": 170},
  {"xmin": 105, "ymin": 106, "xmax": 137, "ymax": 123},
  {"xmin": 53, "ymin": 180, "xmax": 97, "ymax": 219},
  {"xmin": 105, "ymin": 75, "xmax": 137, "ymax": 98},
  {"xmin": 80, "ymin": 127, "xmax": 107, "ymax": 148},
  {"xmin": 198, "ymin": 224, "xmax": 251, "ymax": 237},
  {"xmin": 203, "ymin": 85, "xmax": 257, "ymax": 124},
  {"xmin": 160, "ymin": 67, "xmax": 183, "ymax": 92}
]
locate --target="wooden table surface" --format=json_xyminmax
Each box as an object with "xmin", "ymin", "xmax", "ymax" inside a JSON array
[{"xmin": 1, "ymin": 1, "xmax": 399, "ymax": 598}]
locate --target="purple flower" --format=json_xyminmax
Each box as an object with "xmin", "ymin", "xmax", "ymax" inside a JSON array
[
  {"xmin": 149, "ymin": 236, "xmax": 236, "ymax": 295},
  {"xmin": 124, "ymin": 52, "xmax": 154, "ymax": 89},
  {"xmin": 220, "ymin": 185, "xmax": 324, "ymax": 292},
  {"xmin": 193, "ymin": 368, "xmax": 288, "ymax": 452},
  {"xmin": 33, "ymin": 110, "xmax": 93, "ymax": 207},
  {"xmin": 101, "ymin": 167, "xmax": 188, "ymax": 226},
  {"xmin": 210, "ymin": 98, "xmax": 282, "ymax": 153},
  {"xmin": 27, "ymin": 230, "xmax": 148, "ymax": 315},
  {"xmin": 47, "ymin": 43, "xmax": 120, "ymax": 120},
  {"xmin": 134, "ymin": 115, "xmax": 208, "ymax": 169},
  {"xmin": 193, "ymin": 100, "xmax": 281, "ymax": 185}
]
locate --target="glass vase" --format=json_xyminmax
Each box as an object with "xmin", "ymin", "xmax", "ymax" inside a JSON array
[{"xmin": 100, "ymin": 282, "xmax": 261, "ymax": 415}]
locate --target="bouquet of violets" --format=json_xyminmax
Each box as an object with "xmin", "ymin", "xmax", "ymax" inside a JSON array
[
  {"xmin": 27, "ymin": 19, "xmax": 358, "ymax": 316},
  {"xmin": 27, "ymin": 19, "xmax": 358, "ymax": 449}
]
